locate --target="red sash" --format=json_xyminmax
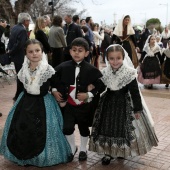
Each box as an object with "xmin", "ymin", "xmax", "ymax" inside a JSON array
[{"xmin": 67, "ymin": 85, "xmax": 84, "ymax": 106}]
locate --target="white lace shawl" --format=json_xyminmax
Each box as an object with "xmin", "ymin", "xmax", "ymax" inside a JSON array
[
  {"xmin": 18, "ymin": 53, "xmax": 55, "ymax": 95},
  {"xmin": 163, "ymin": 48, "xmax": 170, "ymax": 58},
  {"xmin": 161, "ymin": 29, "xmax": 170, "ymax": 39},
  {"xmin": 143, "ymin": 35, "xmax": 161, "ymax": 57},
  {"xmin": 143, "ymin": 45, "xmax": 160, "ymax": 57},
  {"xmin": 101, "ymin": 64, "xmax": 137, "ymax": 91},
  {"xmin": 113, "ymin": 15, "xmax": 135, "ymax": 37}
]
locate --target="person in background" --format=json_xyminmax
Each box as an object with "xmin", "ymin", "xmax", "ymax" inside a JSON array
[
  {"xmin": 63, "ymin": 14, "xmax": 82, "ymax": 61},
  {"xmin": 72, "ymin": 15, "xmax": 80, "ymax": 25},
  {"xmin": 0, "ymin": 19, "xmax": 7, "ymax": 54},
  {"xmin": 81, "ymin": 25, "xmax": 92, "ymax": 63},
  {"xmin": 161, "ymin": 40, "xmax": 170, "ymax": 88},
  {"xmin": 156, "ymin": 36, "xmax": 163, "ymax": 49},
  {"xmin": 101, "ymin": 28, "xmax": 112, "ymax": 63},
  {"xmin": 138, "ymin": 35, "xmax": 162, "ymax": 89},
  {"xmin": 85, "ymin": 17, "xmax": 94, "ymax": 45},
  {"xmin": 140, "ymin": 28, "xmax": 151, "ymax": 51},
  {"xmin": 34, "ymin": 17, "xmax": 51, "ymax": 56},
  {"xmin": 161, "ymin": 27, "xmax": 170, "ymax": 48},
  {"xmin": 91, "ymin": 23, "xmax": 104, "ymax": 68},
  {"xmin": 49, "ymin": 15, "xmax": 67, "ymax": 67},
  {"xmin": 80, "ymin": 19, "xmax": 86, "ymax": 26},
  {"xmin": 7, "ymin": 13, "xmax": 31, "ymax": 101},
  {"xmin": 112, "ymin": 15, "xmax": 139, "ymax": 68},
  {"xmin": 43, "ymin": 15, "xmax": 51, "ymax": 36}
]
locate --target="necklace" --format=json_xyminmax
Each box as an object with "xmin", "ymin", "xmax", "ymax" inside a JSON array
[
  {"xmin": 30, "ymin": 68, "xmax": 36, "ymax": 72},
  {"xmin": 29, "ymin": 68, "xmax": 36, "ymax": 85},
  {"xmin": 30, "ymin": 76, "xmax": 35, "ymax": 85}
]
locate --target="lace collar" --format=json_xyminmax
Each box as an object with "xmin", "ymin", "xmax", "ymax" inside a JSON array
[
  {"xmin": 101, "ymin": 64, "xmax": 137, "ymax": 91},
  {"xmin": 161, "ymin": 30, "xmax": 170, "ymax": 39},
  {"xmin": 143, "ymin": 44, "xmax": 160, "ymax": 56},
  {"xmin": 18, "ymin": 53, "xmax": 55, "ymax": 95}
]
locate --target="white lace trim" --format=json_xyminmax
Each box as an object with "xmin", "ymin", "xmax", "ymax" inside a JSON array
[
  {"xmin": 113, "ymin": 15, "xmax": 135, "ymax": 36},
  {"xmin": 163, "ymin": 48, "xmax": 170, "ymax": 58},
  {"xmin": 143, "ymin": 45, "xmax": 160, "ymax": 57},
  {"xmin": 161, "ymin": 30, "xmax": 170, "ymax": 39},
  {"xmin": 18, "ymin": 53, "xmax": 55, "ymax": 95},
  {"xmin": 101, "ymin": 64, "xmax": 137, "ymax": 91}
]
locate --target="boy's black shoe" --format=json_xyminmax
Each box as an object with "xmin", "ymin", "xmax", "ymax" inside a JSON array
[
  {"xmin": 0, "ymin": 112, "xmax": 2, "ymax": 117},
  {"xmin": 78, "ymin": 151, "xmax": 87, "ymax": 161},
  {"xmin": 68, "ymin": 147, "xmax": 78, "ymax": 162}
]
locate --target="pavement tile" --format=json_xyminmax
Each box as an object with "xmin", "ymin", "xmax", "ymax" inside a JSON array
[
  {"xmin": 149, "ymin": 161, "xmax": 164, "ymax": 169},
  {"xmin": 1, "ymin": 61, "xmax": 170, "ymax": 170}
]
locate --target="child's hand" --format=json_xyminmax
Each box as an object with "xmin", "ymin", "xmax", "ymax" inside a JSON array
[
  {"xmin": 52, "ymin": 91, "xmax": 63, "ymax": 102},
  {"xmin": 87, "ymin": 84, "xmax": 95, "ymax": 91},
  {"xmin": 77, "ymin": 93, "xmax": 88, "ymax": 101},
  {"xmin": 135, "ymin": 112, "xmax": 140, "ymax": 119}
]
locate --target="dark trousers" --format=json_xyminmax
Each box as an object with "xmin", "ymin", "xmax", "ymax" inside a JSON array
[
  {"xmin": 63, "ymin": 47, "xmax": 72, "ymax": 61},
  {"xmin": 63, "ymin": 103, "xmax": 90, "ymax": 137},
  {"xmin": 51, "ymin": 47, "xmax": 64, "ymax": 68}
]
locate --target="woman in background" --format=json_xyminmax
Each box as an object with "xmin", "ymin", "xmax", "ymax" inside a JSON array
[
  {"xmin": 112, "ymin": 15, "xmax": 139, "ymax": 68},
  {"xmin": 49, "ymin": 15, "xmax": 67, "ymax": 67}
]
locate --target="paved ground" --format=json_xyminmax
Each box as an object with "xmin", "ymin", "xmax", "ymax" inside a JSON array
[{"xmin": 0, "ymin": 62, "xmax": 170, "ymax": 170}]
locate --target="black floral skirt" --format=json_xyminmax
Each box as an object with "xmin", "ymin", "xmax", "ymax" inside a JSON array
[
  {"xmin": 90, "ymin": 89, "xmax": 135, "ymax": 147},
  {"xmin": 141, "ymin": 57, "xmax": 161, "ymax": 79},
  {"xmin": 89, "ymin": 89, "xmax": 158, "ymax": 158}
]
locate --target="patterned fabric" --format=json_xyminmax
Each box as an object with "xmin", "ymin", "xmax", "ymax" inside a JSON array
[
  {"xmin": 141, "ymin": 57, "xmax": 161, "ymax": 79},
  {"xmin": 89, "ymin": 89, "xmax": 158, "ymax": 158},
  {"xmin": 18, "ymin": 53, "xmax": 55, "ymax": 95},
  {"xmin": 0, "ymin": 93, "xmax": 72, "ymax": 167},
  {"xmin": 101, "ymin": 64, "xmax": 137, "ymax": 91},
  {"xmin": 90, "ymin": 89, "xmax": 135, "ymax": 148}
]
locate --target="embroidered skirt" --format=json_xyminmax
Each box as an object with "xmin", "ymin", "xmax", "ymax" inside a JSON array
[
  {"xmin": 0, "ymin": 92, "xmax": 72, "ymax": 167},
  {"xmin": 137, "ymin": 56, "xmax": 161, "ymax": 84},
  {"xmin": 89, "ymin": 90, "xmax": 158, "ymax": 158}
]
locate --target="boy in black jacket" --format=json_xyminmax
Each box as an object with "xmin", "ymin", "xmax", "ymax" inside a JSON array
[{"xmin": 53, "ymin": 38, "xmax": 105, "ymax": 161}]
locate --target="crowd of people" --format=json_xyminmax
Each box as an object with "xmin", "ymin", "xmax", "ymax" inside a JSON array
[{"xmin": 1, "ymin": 11, "xmax": 170, "ymax": 167}]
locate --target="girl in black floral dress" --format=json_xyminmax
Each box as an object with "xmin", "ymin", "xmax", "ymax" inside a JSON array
[{"xmin": 89, "ymin": 44, "xmax": 158, "ymax": 165}]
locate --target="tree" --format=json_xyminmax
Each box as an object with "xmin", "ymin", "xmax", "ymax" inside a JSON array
[
  {"xmin": 0, "ymin": 0, "xmax": 36, "ymax": 25},
  {"xmin": 146, "ymin": 18, "xmax": 162, "ymax": 32},
  {"xmin": 0, "ymin": 0, "xmax": 95, "ymax": 25},
  {"xmin": 28, "ymin": 0, "xmax": 87, "ymax": 21}
]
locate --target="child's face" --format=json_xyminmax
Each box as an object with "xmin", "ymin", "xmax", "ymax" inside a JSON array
[
  {"xmin": 149, "ymin": 36, "xmax": 156, "ymax": 46},
  {"xmin": 26, "ymin": 44, "xmax": 42, "ymax": 63},
  {"xmin": 70, "ymin": 46, "xmax": 89, "ymax": 62},
  {"xmin": 108, "ymin": 51, "xmax": 123, "ymax": 70},
  {"xmin": 156, "ymin": 37, "xmax": 160, "ymax": 42}
]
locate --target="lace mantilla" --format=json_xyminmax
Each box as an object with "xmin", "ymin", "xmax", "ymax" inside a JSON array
[
  {"xmin": 161, "ymin": 30, "xmax": 170, "ymax": 39},
  {"xmin": 143, "ymin": 45, "xmax": 160, "ymax": 57},
  {"xmin": 101, "ymin": 64, "xmax": 137, "ymax": 91}
]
